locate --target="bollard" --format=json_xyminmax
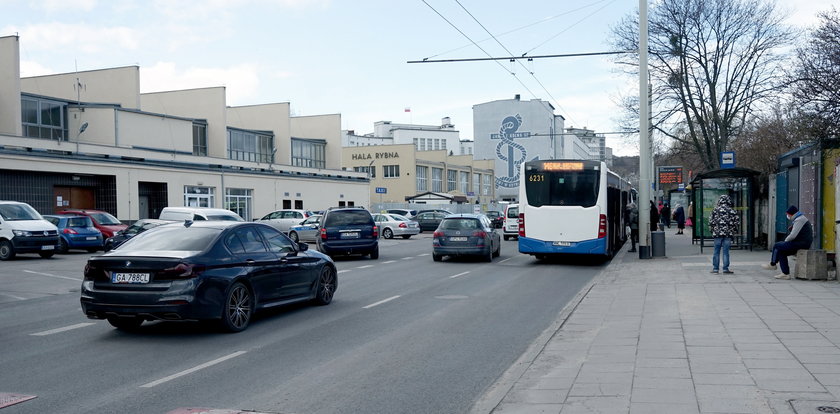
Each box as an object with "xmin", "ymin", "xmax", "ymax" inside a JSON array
[{"xmin": 651, "ymin": 231, "xmax": 666, "ymax": 257}]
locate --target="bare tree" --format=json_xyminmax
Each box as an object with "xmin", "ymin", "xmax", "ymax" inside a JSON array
[
  {"xmin": 611, "ymin": 0, "xmax": 794, "ymax": 170},
  {"xmin": 791, "ymin": 7, "xmax": 840, "ymax": 139}
]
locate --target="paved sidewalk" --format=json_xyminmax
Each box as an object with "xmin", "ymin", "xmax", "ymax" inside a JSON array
[{"xmin": 477, "ymin": 229, "xmax": 840, "ymax": 414}]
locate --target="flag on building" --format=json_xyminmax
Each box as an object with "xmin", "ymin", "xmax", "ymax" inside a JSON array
[{"xmin": 404, "ymin": 107, "xmax": 411, "ymax": 113}]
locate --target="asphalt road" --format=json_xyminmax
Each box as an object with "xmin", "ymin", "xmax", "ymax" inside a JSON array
[{"xmin": 0, "ymin": 234, "xmax": 606, "ymax": 414}]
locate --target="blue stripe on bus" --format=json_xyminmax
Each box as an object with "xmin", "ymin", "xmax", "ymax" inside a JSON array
[{"xmin": 518, "ymin": 236, "xmax": 607, "ymax": 255}]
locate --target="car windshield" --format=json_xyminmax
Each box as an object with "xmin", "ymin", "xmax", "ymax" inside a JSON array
[
  {"xmin": 389, "ymin": 215, "xmax": 408, "ymax": 221},
  {"xmin": 67, "ymin": 217, "xmax": 92, "ymax": 227},
  {"xmin": 440, "ymin": 218, "xmax": 479, "ymax": 230},
  {"xmin": 89, "ymin": 212, "xmax": 122, "ymax": 225},
  {"xmin": 506, "ymin": 207, "xmax": 519, "ymax": 218},
  {"xmin": 118, "ymin": 226, "xmax": 219, "ymax": 252},
  {"xmin": 208, "ymin": 214, "xmax": 244, "ymax": 222},
  {"xmin": 324, "ymin": 210, "xmax": 372, "ymax": 226},
  {"xmin": 0, "ymin": 204, "xmax": 42, "ymax": 221}
]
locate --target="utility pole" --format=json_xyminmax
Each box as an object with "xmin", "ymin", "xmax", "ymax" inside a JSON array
[{"xmin": 638, "ymin": 0, "xmax": 652, "ymax": 259}]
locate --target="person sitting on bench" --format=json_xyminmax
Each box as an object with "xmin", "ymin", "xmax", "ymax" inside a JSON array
[{"xmin": 762, "ymin": 205, "xmax": 813, "ymax": 280}]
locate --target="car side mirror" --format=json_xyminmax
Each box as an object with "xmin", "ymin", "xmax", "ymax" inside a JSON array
[{"xmin": 298, "ymin": 242, "xmax": 309, "ymax": 252}]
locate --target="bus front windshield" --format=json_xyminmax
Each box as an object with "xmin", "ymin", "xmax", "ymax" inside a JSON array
[{"xmin": 524, "ymin": 169, "xmax": 600, "ymax": 207}]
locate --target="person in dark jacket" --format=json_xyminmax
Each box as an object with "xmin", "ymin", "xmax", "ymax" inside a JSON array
[
  {"xmin": 626, "ymin": 202, "xmax": 639, "ymax": 252},
  {"xmin": 660, "ymin": 203, "xmax": 671, "ymax": 228},
  {"xmin": 673, "ymin": 204, "xmax": 686, "ymax": 234},
  {"xmin": 762, "ymin": 205, "xmax": 813, "ymax": 280},
  {"xmin": 709, "ymin": 195, "xmax": 739, "ymax": 274},
  {"xmin": 649, "ymin": 200, "xmax": 659, "ymax": 232}
]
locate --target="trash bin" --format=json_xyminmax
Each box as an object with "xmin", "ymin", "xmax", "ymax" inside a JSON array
[{"xmin": 651, "ymin": 231, "xmax": 666, "ymax": 257}]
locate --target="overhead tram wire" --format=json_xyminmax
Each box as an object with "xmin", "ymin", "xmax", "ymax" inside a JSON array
[
  {"xmin": 523, "ymin": 0, "xmax": 620, "ymax": 56},
  {"xmin": 422, "ymin": 0, "xmax": 615, "ymax": 61},
  {"xmin": 419, "ymin": 0, "xmax": 543, "ymax": 102}
]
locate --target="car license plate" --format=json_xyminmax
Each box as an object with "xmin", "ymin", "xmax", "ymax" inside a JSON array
[
  {"xmin": 341, "ymin": 232, "xmax": 360, "ymax": 239},
  {"xmin": 41, "ymin": 245, "xmax": 54, "ymax": 250},
  {"xmin": 553, "ymin": 241, "xmax": 571, "ymax": 246},
  {"xmin": 86, "ymin": 236, "xmax": 97, "ymax": 240},
  {"xmin": 112, "ymin": 273, "xmax": 150, "ymax": 284},
  {"xmin": 450, "ymin": 237, "xmax": 468, "ymax": 242}
]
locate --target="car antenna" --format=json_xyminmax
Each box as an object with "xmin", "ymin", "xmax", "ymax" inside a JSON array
[{"xmin": 184, "ymin": 219, "xmax": 193, "ymax": 228}]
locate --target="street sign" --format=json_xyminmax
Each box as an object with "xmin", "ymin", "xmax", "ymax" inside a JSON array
[
  {"xmin": 375, "ymin": 187, "xmax": 387, "ymax": 194},
  {"xmin": 678, "ymin": 183, "xmax": 685, "ymax": 191},
  {"xmin": 721, "ymin": 152, "xmax": 735, "ymax": 169}
]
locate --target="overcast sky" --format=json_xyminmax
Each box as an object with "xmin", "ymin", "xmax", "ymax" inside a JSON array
[{"xmin": 3, "ymin": 0, "xmax": 834, "ymax": 156}]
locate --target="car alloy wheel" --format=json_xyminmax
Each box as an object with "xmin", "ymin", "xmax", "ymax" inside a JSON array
[
  {"xmin": 383, "ymin": 228, "xmax": 393, "ymax": 239},
  {"xmin": 289, "ymin": 231, "xmax": 299, "ymax": 243},
  {"xmin": 221, "ymin": 282, "xmax": 252, "ymax": 333},
  {"xmin": 314, "ymin": 266, "xmax": 336, "ymax": 305}
]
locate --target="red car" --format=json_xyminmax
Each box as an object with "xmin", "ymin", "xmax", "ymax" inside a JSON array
[{"xmin": 56, "ymin": 209, "xmax": 127, "ymax": 240}]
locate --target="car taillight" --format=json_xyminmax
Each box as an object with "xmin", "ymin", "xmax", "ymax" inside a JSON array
[
  {"xmin": 373, "ymin": 225, "xmax": 378, "ymax": 238},
  {"xmin": 399, "ymin": 222, "xmax": 407, "ymax": 228},
  {"xmin": 472, "ymin": 231, "xmax": 487, "ymax": 238},
  {"xmin": 598, "ymin": 214, "xmax": 607, "ymax": 238},
  {"xmin": 518, "ymin": 213, "xmax": 525, "ymax": 237},
  {"xmin": 433, "ymin": 231, "xmax": 444, "ymax": 238},
  {"xmin": 63, "ymin": 228, "xmax": 78, "ymax": 234},
  {"xmin": 320, "ymin": 228, "xmax": 327, "ymax": 240},
  {"xmin": 160, "ymin": 263, "xmax": 202, "ymax": 279}
]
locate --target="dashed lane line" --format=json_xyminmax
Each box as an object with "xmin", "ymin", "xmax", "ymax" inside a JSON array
[
  {"xmin": 417, "ymin": 253, "xmax": 430, "ymax": 257},
  {"xmin": 362, "ymin": 295, "xmax": 401, "ymax": 309},
  {"xmin": 22, "ymin": 270, "xmax": 80, "ymax": 281},
  {"xmin": 382, "ymin": 260, "xmax": 397, "ymax": 264},
  {"xmin": 0, "ymin": 292, "xmax": 26, "ymax": 300},
  {"xmin": 337, "ymin": 270, "xmax": 352, "ymax": 274},
  {"xmin": 30, "ymin": 323, "xmax": 96, "ymax": 336},
  {"xmin": 449, "ymin": 271, "xmax": 470, "ymax": 279},
  {"xmin": 356, "ymin": 265, "xmax": 374, "ymax": 269},
  {"xmin": 401, "ymin": 256, "xmax": 414, "ymax": 260},
  {"xmin": 140, "ymin": 351, "xmax": 247, "ymax": 388}
]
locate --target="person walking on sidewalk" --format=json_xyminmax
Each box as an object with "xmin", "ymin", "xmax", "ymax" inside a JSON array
[
  {"xmin": 673, "ymin": 204, "xmax": 686, "ymax": 234},
  {"xmin": 660, "ymin": 202, "xmax": 672, "ymax": 229},
  {"xmin": 709, "ymin": 195, "xmax": 739, "ymax": 274},
  {"xmin": 649, "ymin": 200, "xmax": 660, "ymax": 232},
  {"xmin": 626, "ymin": 202, "xmax": 639, "ymax": 252},
  {"xmin": 762, "ymin": 205, "xmax": 813, "ymax": 280}
]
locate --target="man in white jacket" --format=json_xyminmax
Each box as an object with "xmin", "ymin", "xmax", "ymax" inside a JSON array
[{"xmin": 762, "ymin": 205, "xmax": 813, "ymax": 279}]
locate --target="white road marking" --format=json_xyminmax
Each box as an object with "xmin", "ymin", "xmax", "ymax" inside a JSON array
[
  {"xmin": 382, "ymin": 260, "xmax": 397, "ymax": 264},
  {"xmin": 499, "ymin": 257, "xmax": 514, "ymax": 263},
  {"xmin": 337, "ymin": 270, "xmax": 351, "ymax": 274},
  {"xmin": 449, "ymin": 271, "xmax": 470, "ymax": 279},
  {"xmin": 401, "ymin": 256, "xmax": 414, "ymax": 260},
  {"xmin": 363, "ymin": 295, "xmax": 401, "ymax": 309},
  {"xmin": 417, "ymin": 253, "xmax": 430, "ymax": 257},
  {"xmin": 30, "ymin": 322, "xmax": 95, "ymax": 336},
  {"xmin": 140, "ymin": 351, "xmax": 247, "ymax": 388},
  {"xmin": 23, "ymin": 270, "xmax": 80, "ymax": 281},
  {"xmin": 0, "ymin": 292, "xmax": 27, "ymax": 300},
  {"xmin": 356, "ymin": 265, "xmax": 374, "ymax": 269}
]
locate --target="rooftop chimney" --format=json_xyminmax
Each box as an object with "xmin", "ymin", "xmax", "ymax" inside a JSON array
[{"xmin": 514, "ymin": 94, "xmax": 521, "ymax": 100}]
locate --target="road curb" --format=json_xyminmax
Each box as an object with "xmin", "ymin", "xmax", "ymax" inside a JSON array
[{"xmin": 469, "ymin": 246, "xmax": 629, "ymax": 413}]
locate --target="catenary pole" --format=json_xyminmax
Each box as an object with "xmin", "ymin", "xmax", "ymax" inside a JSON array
[{"xmin": 638, "ymin": 0, "xmax": 651, "ymax": 259}]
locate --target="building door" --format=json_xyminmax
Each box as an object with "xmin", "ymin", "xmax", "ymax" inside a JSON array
[
  {"xmin": 53, "ymin": 186, "xmax": 95, "ymax": 213},
  {"xmin": 138, "ymin": 196, "xmax": 149, "ymax": 219}
]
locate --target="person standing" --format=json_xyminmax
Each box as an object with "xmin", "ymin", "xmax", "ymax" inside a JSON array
[
  {"xmin": 709, "ymin": 195, "xmax": 739, "ymax": 274},
  {"xmin": 627, "ymin": 202, "xmax": 639, "ymax": 252},
  {"xmin": 649, "ymin": 200, "xmax": 660, "ymax": 232},
  {"xmin": 762, "ymin": 205, "xmax": 813, "ymax": 280},
  {"xmin": 673, "ymin": 204, "xmax": 686, "ymax": 234},
  {"xmin": 661, "ymin": 203, "xmax": 672, "ymax": 229},
  {"xmin": 687, "ymin": 201, "xmax": 694, "ymax": 228}
]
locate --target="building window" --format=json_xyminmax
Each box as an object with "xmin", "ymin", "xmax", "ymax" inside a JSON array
[
  {"xmin": 432, "ymin": 168, "xmax": 443, "ymax": 192},
  {"xmin": 184, "ymin": 186, "xmax": 215, "ymax": 207},
  {"xmin": 193, "ymin": 122, "xmax": 207, "ymax": 156},
  {"xmin": 21, "ymin": 96, "xmax": 67, "ymax": 140},
  {"xmin": 473, "ymin": 173, "xmax": 480, "ymax": 195},
  {"xmin": 482, "ymin": 174, "xmax": 491, "ymax": 196},
  {"xmin": 441, "ymin": 140, "xmax": 447, "ymax": 150},
  {"xmin": 225, "ymin": 188, "xmax": 252, "ymax": 221},
  {"xmin": 447, "ymin": 170, "xmax": 457, "ymax": 192},
  {"xmin": 228, "ymin": 128, "xmax": 274, "ymax": 163},
  {"xmin": 413, "ymin": 138, "xmax": 419, "ymax": 150},
  {"xmin": 459, "ymin": 171, "xmax": 469, "ymax": 193},
  {"xmin": 291, "ymin": 138, "xmax": 326, "ymax": 168},
  {"xmin": 353, "ymin": 166, "xmax": 376, "ymax": 177},
  {"xmin": 383, "ymin": 165, "xmax": 400, "ymax": 178},
  {"xmin": 416, "ymin": 166, "xmax": 428, "ymax": 191}
]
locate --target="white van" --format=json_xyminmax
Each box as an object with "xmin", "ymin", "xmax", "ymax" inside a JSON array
[
  {"xmin": 159, "ymin": 207, "xmax": 244, "ymax": 222},
  {"xmin": 503, "ymin": 203, "xmax": 519, "ymax": 241},
  {"xmin": 0, "ymin": 201, "xmax": 60, "ymax": 260}
]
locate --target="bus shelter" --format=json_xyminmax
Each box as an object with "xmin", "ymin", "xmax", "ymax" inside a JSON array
[{"xmin": 690, "ymin": 168, "xmax": 760, "ymax": 252}]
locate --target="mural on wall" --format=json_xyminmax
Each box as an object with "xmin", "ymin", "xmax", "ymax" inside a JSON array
[{"xmin": 491, "ymin": 114, "xmax": 530, "ymax": 188}]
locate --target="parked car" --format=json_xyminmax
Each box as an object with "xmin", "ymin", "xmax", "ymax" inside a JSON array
[
  {"xmin": 485, "ymin": 210, "xmax": 505, "ymax": 228},
  {"xmin": 316, "ymin": 207, "xmax": 379, "ymax": 259},
  {"xmin": 373, "ymin": 213, "xmax": 421, "ymax": 239},
  {"xmin": 56, "ymin": 209, "xmax": 127, "ymax": 239},
  {"xmin": 287, "ymin": 214, "xmax": 322, "ymax": 243},
  {"xmin": 503, "ymin": 204, "xmax": 519, "ymax": 241},
  {"xmin": 104, "ymin": 218, "xmax": 174, "ymax": 251},
  {"xmin": 80, "ymin": 221, "xmax": 337, "ymax": 332},
  {"xmin": 432, "ymin": 214, "xmax": 501, "ymax": 262},
  {"xmin": 415, "ymin": 210, "xmax": 450, "ymax": 232},
  {"xmin": 43, "ymin": 215, "xmax": 103, "ymax": 253},
  {"xmin": 0, "ymin": 201, "xmax": 60, "ymax": 260},
  {"xmin": 257, "ymin": 209, "xmax": 314, "ymax": 234},
  {"xmin": 159, "ymin": 207, "xmax": 244, "ymax": 222},
  {"xmin": 385, "ymin": 209, "xmax": 417, "ymax": 219}
]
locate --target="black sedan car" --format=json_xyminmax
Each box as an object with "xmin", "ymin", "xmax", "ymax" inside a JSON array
[
  {"xmin": 432, "ymin": 214, "xmax": 501, "ymax": 262},
  {"xmin": 415, "ymin": 210, "xmax": 450, "ymax": 232},
  {"xmin": 81, "ymin": 221, "xmax": 337, "ymax": 332}
]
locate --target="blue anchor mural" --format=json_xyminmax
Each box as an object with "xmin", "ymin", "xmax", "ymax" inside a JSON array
[{"xmin": 491, "ymin": 114, "xmax": 530, "ymax": 189}]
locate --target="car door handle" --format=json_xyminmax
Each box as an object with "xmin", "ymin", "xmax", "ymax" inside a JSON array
[{"xmin": 245, "ymin": 259, "xmax": 256, "ymax": 266}]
